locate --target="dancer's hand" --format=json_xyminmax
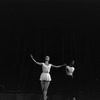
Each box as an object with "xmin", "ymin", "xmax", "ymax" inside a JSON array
[
  {"xmin": 30, "ymin": 54, "xmax": 33, "ymax": 58},
  {"xmin": 65, "ymin": 65, "xmax": 68, "ymax": 69},
  {"xmin": 64, "ymin": 64, "xmax": 67, "ymax": 66},
  {"xmin": 30, "ymin": 54, "xmax": 43, "ymax": 66}
]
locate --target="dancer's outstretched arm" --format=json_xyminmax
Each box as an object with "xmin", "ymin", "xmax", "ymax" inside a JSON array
[
  {"xmin": 51, "ymin": 63, "xmax": 66, "ymax": 68},
  {"xmin": 30, "ymin": 54, "xmax": 43, "ymax": 65}
]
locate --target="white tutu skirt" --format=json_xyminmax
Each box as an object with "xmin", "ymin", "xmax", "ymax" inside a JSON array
[{"xmin": 40, "ymin": 73, "xmax": 51, "ymax": 81}]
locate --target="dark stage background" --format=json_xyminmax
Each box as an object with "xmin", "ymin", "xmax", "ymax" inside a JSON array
[{"xmin": 0, "ymin": 0, "xmax": 100, "ymax": 99}]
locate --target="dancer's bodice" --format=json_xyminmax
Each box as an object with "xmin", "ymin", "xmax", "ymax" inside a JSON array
[{"xmin": 42, "ymin": 63, "xmax": 51, "ymax": 73}]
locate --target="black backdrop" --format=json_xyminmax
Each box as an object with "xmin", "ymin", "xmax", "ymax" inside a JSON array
[{"xmin": 0, "ymin": 0, "xmax": 100, "ymax": 97}]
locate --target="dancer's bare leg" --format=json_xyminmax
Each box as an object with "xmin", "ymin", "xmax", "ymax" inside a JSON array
[
  {"xmin": 41, "ymin": 80, "xmax": 45, "ymax": 92},
  {"xmin": 44, "ymin": 81, "xmax": 50, "ymax": 100}
]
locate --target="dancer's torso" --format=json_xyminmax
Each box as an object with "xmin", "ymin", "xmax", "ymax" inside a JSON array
[{"xmin": 42, "ymin": 63, "xmax": 52, "ymax": 73}]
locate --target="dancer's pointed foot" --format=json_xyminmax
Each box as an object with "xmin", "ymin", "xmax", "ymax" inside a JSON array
[
  {"xmin": 44, "ymin": 96, "xmax": 48, "ymax": 100},
  {"xmin": 73, "ymin": 97, "xmax": 76, "ymax": 100}
]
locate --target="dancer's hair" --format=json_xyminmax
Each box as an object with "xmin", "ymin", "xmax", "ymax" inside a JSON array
[{"xmin": 69, "ymin": 60, "xmax": 74, "ymax": 67}]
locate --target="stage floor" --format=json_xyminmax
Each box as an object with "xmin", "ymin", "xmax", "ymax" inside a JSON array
[{"xmin": 0, "ymin": 92, "xmax": 99, "ymax": 100}]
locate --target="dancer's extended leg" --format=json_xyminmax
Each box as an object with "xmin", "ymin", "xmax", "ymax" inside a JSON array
[{"xmin": 41, "ymin": 80, "xmax": 45, "ymax": 100}]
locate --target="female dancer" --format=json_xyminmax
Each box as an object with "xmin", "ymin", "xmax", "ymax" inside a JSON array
[{"xmin": 30, "ymin": 54, "xmax": 66, "ymax": 100}]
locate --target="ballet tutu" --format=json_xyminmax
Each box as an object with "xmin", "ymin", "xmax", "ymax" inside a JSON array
[{"xmin": 40, "ymin": 72, "xmax": 51, "ymax": 81}]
